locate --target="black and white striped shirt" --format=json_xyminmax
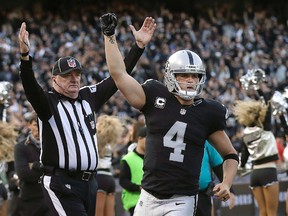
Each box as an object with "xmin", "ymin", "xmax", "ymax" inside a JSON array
[
  {"xmin": 20, "ymin": 45, "xmax": 144, "ymax": 171},
  {"xmin": 37, "ymin": 90, "xmax": 100, "ymax": 171}
]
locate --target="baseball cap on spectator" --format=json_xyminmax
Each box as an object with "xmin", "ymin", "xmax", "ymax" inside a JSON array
[
  {"xmin": 137, "ymin": 126, "xmax": 147, "ymax": 138},
  {"xmin": 52, "ymin": 56, "xmax": 82, "ymax": 75}
]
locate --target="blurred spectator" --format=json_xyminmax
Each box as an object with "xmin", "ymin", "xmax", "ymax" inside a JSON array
[
  {"xmin": 7, "ymin": 170, "xmax": 20, "ymax": 216},
  {"xmin": 127, "ymin": 117, "xmax": 145, "ymax": 152},
  {"xmin": 0, "ymin": 178, "xmax": 8, "ymax": 216},
  {"xmin": 275, "ymin": 131, "xmax": 286, "ymax": 164},
  {"xmin": 0, "ymin": 121, "xmax": 18, "ymax": 216},
  {"xmin": 119, "ymin": 126, "xmax": 146, "ymax": 216},
  {"xmin": 112, "ymin": 117, "xmax": 135, "ymax": 178},
  {"xmin": 95, "ymin": 115, "xmax": 124, "ymax": 216},
  {"xmin": 14, "ymin": 111, "xmax": 50, "ymax": 216},
  {"xmin": 0, "ymin": 1, "xmax": 286, "ymax": 216}
]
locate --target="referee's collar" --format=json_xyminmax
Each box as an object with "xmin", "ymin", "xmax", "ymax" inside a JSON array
[{"xmin": 52, "ymin": 88, "xmax": 82, "ymax": 102}]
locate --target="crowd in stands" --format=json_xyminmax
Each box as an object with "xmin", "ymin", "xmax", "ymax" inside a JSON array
[
  {"xmin": 1, "ymin": 1, "xmax": 287, "ymax": 144},
  {"xmin": 0, "ymin": 0, "xmax": 287, "ymax": 215}
]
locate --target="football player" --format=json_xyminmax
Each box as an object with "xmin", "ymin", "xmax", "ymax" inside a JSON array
[{"xmin": 101, "ymin": 13, "xmax": 239, "ymax": 216}]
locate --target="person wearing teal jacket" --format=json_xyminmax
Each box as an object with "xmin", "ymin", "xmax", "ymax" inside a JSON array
[
  {"xmin": 196, "ymin": 141, "xmax": 235, "ymax": 216},
  {"xmin": 119, "ymin": 126, "xmax": 146, "ymax": 216}
]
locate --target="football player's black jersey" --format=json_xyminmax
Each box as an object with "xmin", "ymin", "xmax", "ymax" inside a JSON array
[{"xmin": 140, "ymin": 80, "xmax": 227, "ymax": 197}]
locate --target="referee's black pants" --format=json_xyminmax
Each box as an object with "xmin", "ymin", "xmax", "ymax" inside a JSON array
[
  {"xmin": 19, "ymin": 196, "xmax": 50, "ymax": 216},
  {"xmin": 41, "ymin": 174, "xmax": 98, "ymax": 216},
  {"xmin": 195, "ymin": 192, "xmax": 212, "ymax": 216}
]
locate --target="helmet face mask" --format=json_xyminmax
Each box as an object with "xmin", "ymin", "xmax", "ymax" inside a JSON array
[{"xmin": 164, "ymin": 50, "xmax": 206, "ymax": 100}]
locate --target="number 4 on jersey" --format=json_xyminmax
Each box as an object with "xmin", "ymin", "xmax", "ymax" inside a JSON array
[{"xmin": 163, "ymin": 121, "xmax": 187, "ymax": 162}]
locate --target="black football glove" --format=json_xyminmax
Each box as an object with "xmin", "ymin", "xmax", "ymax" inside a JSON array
[{"xmin": 100, "ymin": 13, "xmax": 118, "ymax": 36}]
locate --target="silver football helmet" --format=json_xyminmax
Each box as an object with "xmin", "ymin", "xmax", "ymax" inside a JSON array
[{"xmin": 164, "ymin": 50, "xmax": 206, "ymax": 100}]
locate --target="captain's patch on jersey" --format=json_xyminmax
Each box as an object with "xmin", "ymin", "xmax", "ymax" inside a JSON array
[{"xmin": 154, "ymin": 97, "xmax": 166, "ymax": 109}]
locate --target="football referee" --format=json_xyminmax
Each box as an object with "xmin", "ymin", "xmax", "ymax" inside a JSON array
[{"xmin": 17, "ymin": 17, "xmax": 155, "ymax": 216}]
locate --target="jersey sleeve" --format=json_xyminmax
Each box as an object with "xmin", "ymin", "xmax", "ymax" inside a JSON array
[
  {"xmin": 204, "ymin": 100, "xmax": 228, "ymax": 134},
  {"xmin": 125, "ymin": 43, "xmax": 144, "ymax": 75},
  {"xmin": 19, "ymin": 57, "xmax": 51, "ymax": 120},
  {"xmin": 140, "ymin": 79, "xmax": 162, "ymax": 113},
  {"xmin": 81, "ymin": 44, "xmax": 144, "ymax": 112}
]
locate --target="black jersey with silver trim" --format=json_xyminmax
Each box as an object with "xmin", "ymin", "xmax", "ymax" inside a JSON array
[{"xmin": 141, "ymin": 79, "xmax": 227, "ymax": 196}]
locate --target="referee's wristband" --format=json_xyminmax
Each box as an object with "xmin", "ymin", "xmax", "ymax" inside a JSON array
[{"xmin": 20, "ymin": 51, "xmax": 29, "ymax": 57}]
